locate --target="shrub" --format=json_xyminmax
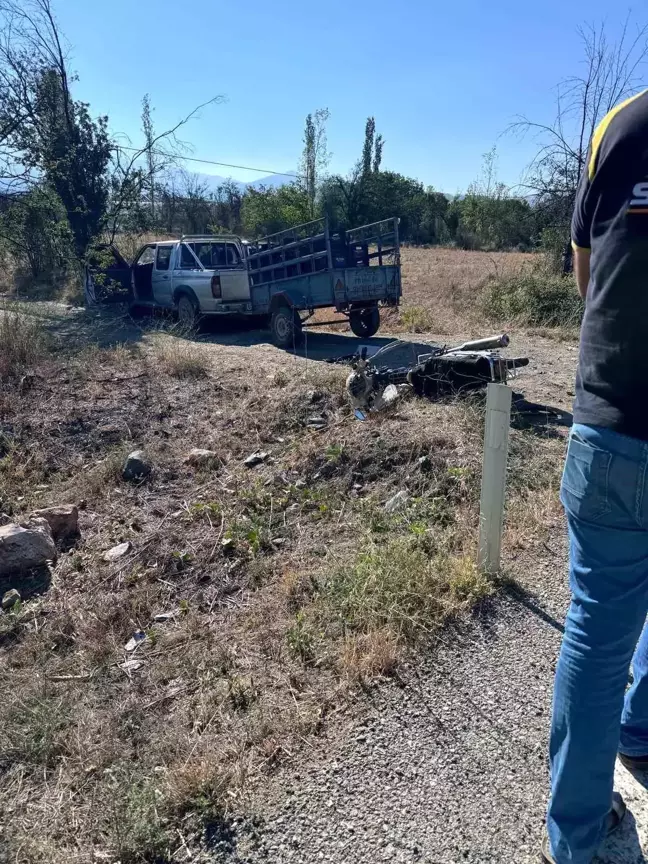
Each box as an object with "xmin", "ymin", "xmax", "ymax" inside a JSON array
[
  {"xmin": 482, "ymin": 266, "xmax": 584, "ymax": 327},
  {"xmin": 400, "ymin": 306, "xmax": 435, "ymax": 333}
]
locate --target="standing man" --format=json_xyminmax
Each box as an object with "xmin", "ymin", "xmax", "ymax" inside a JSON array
[{"xmin": 544, "ymin": 87, "xmax": 648, "ymax": 864}]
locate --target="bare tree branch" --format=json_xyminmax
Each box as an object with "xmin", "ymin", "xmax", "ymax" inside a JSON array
[{"xmin": 507, "ymin": 18, "xmax": 648, "ymax": 231}]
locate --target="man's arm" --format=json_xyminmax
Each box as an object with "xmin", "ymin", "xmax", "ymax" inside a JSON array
[
  {"xmin": 571, "ymin": 145, "xmax": 594, "ymax": 300},
  {"xmin": 573, "ymin": 246, "xmax": 591, "ymax": 300}
]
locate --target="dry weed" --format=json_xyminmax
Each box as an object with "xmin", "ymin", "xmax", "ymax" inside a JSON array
[
  {"xmin": 151, "ymin": 333, "xmax": 210, "ymax": 379},
  {"xmin": 339, "ymin": 628, "xmax": 401, "ymax": 683},
  {"xmin": 0, "ymin": 306, "xmax": 52, "ymax": 378}
]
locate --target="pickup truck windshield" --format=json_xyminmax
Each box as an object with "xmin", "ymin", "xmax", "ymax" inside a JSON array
[{"xmin": 184, "ymin": 242, "xmax": 241, "ymax": 269}]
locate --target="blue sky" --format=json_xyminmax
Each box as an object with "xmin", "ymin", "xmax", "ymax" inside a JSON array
[{"xmin": 56, "ymin": 0, "xmax": 644, "ymax": 192}]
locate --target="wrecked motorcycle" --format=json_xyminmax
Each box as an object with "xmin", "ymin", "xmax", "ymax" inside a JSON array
[{"xmin": 345, "ymin": 334, "xmax": 529, "ymax": 413}]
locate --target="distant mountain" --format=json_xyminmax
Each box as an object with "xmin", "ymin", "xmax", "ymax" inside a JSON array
[{"xmin": 190, "ymin": 172, "xmax": 294, "ymax": 194}]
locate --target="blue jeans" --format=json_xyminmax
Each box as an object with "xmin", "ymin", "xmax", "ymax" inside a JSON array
[{"xmin": 548, "ymin": 423, "xmax": 648, "ymax": 862}]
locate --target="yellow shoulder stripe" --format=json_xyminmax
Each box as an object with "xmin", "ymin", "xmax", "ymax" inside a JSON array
[
  {"xmin": 589, "ymin": 89, "xmax": 648, "ymax": 180},
  {"xmin": 571, "ymin": 241, "xmax": 591, "ymax": 252}
]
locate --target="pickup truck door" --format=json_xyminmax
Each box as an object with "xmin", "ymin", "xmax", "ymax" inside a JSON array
[
  {"xmin": 152, "ymin": 244, "xmax": 174, "ymax": 307},
  {"xmin": 212, "ymin": 242, "xmax": 250, "ymax": 302}
]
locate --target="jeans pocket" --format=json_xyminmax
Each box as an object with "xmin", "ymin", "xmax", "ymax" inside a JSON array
[{"xmin": 561, "ymin": 434, "xmax": 613, "ymax": 522}]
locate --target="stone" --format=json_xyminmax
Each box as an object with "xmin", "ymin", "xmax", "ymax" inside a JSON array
[
  {"xmin": 2, "ymin": 588, "xmax": 21, "ymax": 610},
  {"xmin": 122, "ymin": 450, "xmax": 151, "ymax": 481},
  {"xmin": 0, "ymin": 522, "xmax": 56, "ymax": 576},
  {"xmin": 119, "ymin": 659, "xmax": 143, "ymax": 673},
  {"xmin": 103, "ymin": 541, "xmax": 132, "ymax": 562},
  {"xmin": 31, "ymin": 504, "xmax": 79, "ymax": 542},
  {"xmin": 244, "ymin": 451, "xmax": 269, "ymax": 468},
  {"xmin": 184, "ymin": 448, "xmax": 218, "ymax": 468}
]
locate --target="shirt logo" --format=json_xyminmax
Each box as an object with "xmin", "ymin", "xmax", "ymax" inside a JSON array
[{"xmin": 628, "ymin": 182, "xmax": 648, "ymax": 214}]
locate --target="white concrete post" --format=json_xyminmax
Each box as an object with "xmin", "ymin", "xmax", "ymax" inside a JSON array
[{"xmin": 478, "ymin": 383, "xmax": 512, "ymax": 574}]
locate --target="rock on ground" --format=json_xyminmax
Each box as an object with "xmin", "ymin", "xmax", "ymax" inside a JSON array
[
  {"xmin": 30, "ymin": 504, "xmax": 79, "ymax": 542},
  {"xmin": 184, "ymin": 448, "xmax": 218, "ymax": 468},
  {"xmin": 0, "ymin": 522, "xmax": 56, "ymax": 576},
  {"xmin": 122, "ymin": 450, "xmax": 152, "ymax": 481},
  {"xmin": 2, "ymin": 588, "xmax": 21, "ymax": 609},
  {"xmin": 103, "ymin": 541, "xmax": 132, "ymax": 562}
]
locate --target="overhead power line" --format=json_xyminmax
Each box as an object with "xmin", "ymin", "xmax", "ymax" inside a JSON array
[{"xmin": 116, "ymin": 145, "xmax": 301, "ymax": 179}]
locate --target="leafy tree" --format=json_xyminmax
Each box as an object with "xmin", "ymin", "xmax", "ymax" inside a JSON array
[
  {"xmin": 241, "ymin": 184, "xmax": 310, "ymax": 236},
  {"xmin": 212, "ymin": 179, "xmax": 243, "ymax": 234},
  {"xmin": 299, "ymin": 108, "xmax": 330, "ymax": 219},
  {"xmin": 450, "ymin": 149, "xmax": 535, "ymax": 249},
  {"xmin": 23, "ymin": 68, "xmax": 112, "ymax": 256},
  {"xmin": 0, "ymin": 186, "xmax": 73, "ymax": 277},
  {"xmin": 141, "ymin": 94, "xmax": 157, "ymax": 221},
  {"xmin": 362, "ymin": 117, "xmax": 376, "ymax": 177},
  {"xmin": 0, "ymin": 0, "xmax": 111, "ymax": 259}
]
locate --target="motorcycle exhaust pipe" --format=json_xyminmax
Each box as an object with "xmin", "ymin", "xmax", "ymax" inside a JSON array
[{"xmin": 452, "ymin": 334, "xmax": 510, "ymax": 352}]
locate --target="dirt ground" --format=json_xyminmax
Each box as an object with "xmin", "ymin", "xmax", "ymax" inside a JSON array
[{"xmin": 0, "ymin": 255, "xmax": 581, "ymax": 864}]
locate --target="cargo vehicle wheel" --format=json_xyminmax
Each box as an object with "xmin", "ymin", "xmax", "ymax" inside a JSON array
[
  {"xmin": 271, "ymin": 306, "xmax": 303, "ymax": 349},
  {"xmin": 177, "ymin": 293, "xmax": 200, "ymax": 329},
  {"xmin": 349, "ymin": 306, "xmax": 380, "ymax": 338}
]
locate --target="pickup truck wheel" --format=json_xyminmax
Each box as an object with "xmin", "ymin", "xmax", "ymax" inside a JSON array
[
  {"xmin": 177, "ymin": 293, "xmax": 200, "ymax": 329},
  {"xmin": 349, "ymin": 306, "xmax": 380, "ymax": 338},
  {"xmin": 271, "ymin": 306, "xmax": 303, "ymax": 349}
]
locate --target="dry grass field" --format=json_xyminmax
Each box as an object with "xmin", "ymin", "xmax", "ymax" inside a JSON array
[{"xmin": 395, "ymin": 246, "xmax": 536, "ymax": 334}]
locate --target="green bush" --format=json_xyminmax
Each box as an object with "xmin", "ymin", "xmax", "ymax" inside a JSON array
[{"xmin": 482, "ymin": 267, "xmax": 584, "ymax": 327}]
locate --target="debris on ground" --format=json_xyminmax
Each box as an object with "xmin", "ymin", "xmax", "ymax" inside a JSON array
[
  {"xmin": 119, "ymin": 658, "xmax": 144, "ymax": 674},
  {"xmin": 124, "ymin": 630, "xmax": 147, "ymax": 652},
  {"xmin": 0, "ymin": 522, "xmax": 56, "ymax": 575},
  {"xmin": 384, "ymin": 490, "xmax": 410, "ymax": 513},
  {"xmin": 153, "ymin": 611, "xmax": 178, "ymax": 623},
  {"xmin": 31, "ymin": 504, "xmax": 79, "ymax": 542},
  {"xmin": 102, "ymin": 541, "xmax": 132, "ymax": 562},
  {"xmin": 244, "ymin": 451, "xmax": 270, "ymax": 467},
  {"xmin": 345, "ymin": 334, "xmax": 529, "ymax": 413},
  {"xmin": 122, "ymin": 450, "xmax": 152, "ymax": 481},
  {"xmin": 2, "ymin": 588, "xmax": 21, "ymax": 610},
  {"xmin": 306, "ymin": 415, "xmax": 328, "ymax": 430}
]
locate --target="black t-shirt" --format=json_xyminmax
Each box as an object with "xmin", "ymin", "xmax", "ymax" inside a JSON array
[{"xmin": 572, "ymin": 88, "xmax": 648, "ymax": 440}]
